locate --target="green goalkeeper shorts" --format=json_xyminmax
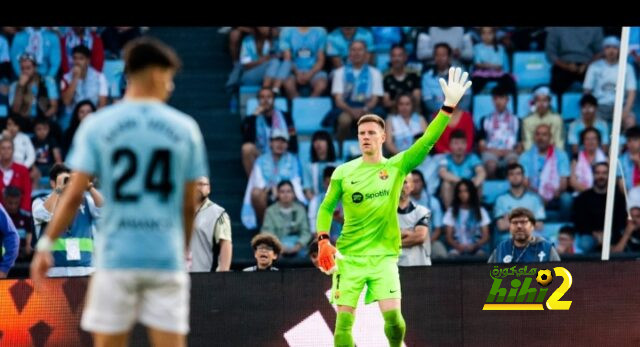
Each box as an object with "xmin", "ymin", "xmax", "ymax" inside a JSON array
[{"xmin": 330, "ymin": 255, "xmax": 401, "ymax": 308}]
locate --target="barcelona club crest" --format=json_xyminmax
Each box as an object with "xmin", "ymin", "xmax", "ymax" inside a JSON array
[{"xmin": 379, "ymin": 169, "xmax": 389, "ymax": 180}]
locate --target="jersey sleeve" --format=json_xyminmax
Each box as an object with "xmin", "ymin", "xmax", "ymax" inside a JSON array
[
  {"xmin": 316, "ymin": 166, "xmax": 343, "ymax": 233},
  {"xmin": 394, "ymin": 110, "xmax": 450, "ymax": 174}
]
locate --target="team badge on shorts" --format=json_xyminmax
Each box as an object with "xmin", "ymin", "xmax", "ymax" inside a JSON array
[
  {"xmin": 334, "ymin": 290, "xmax": 340, "ymax": 299},
  {"xmin": 379, "ymin": 169, "xmax": 389, "ymax": 180}
]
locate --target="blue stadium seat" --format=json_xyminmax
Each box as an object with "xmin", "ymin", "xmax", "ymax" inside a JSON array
[
  {"xmin": 103, "ymin": 59, "xmax": 125, "ymax": 99},
  {"xmin": 512, "ymin": 52, "xmax": 551, "ymax": 89},
  {"xmin": 292, "ymin": 97, "xmax": 333, "ymax": 135},
  {"xmin": 516, "ymin": 93, "xmax": 558, "ymax": 117},
  {"xmin": 472, "ymin": 94, "xmax": 514, "ymax": 128},
  {"xmin": 245, "ymin": 97, "xmax": 288, "ymax": 115},
  {"xmin": 239, "ymin": 85, "xmax": 261, "ymax": 116},
  {"xmin": 298, "ymin": 140, "xmax": 311, "ymax": 167},
  {"xmin": 561, "ymin": 92, "xmax": 583, "ymax": 121},
  {"xmin": 0, "ymin": 104, "xmax": 7, "ymax": 118},
  {"xmin": 342, "ymin": 140, "xmax": 361, "ymax": 161},
  {"xmin": 481, "ymin": 180, "xmax": 510, "ymax": 205},
  {"xmin": 540, "ymin": 222, "xmax": 566, "ymax": 244},
  {"xmin": 376, "ymin": 52, "xmax": 390, "ymax": 73}
]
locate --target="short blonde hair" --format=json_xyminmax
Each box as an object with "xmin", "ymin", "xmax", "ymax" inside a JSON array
[{"xmin": 357, "ymin": 114, "xmax": 385, "ymax": 130}]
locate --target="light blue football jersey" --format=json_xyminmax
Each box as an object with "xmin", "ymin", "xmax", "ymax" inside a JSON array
[{"xmin": 66, "ymin": 99, "xmax": 209, "ymax": 271}]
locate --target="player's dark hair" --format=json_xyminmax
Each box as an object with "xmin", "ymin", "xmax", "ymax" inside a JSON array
[{"xmin": 123, "ymin": 37, "xmax": 181, "ymax": 75}]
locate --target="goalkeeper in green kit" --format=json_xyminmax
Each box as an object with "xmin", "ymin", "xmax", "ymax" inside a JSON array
[{"xmin": 316, "ymin": 67, "xmax": 472, "ymax": 347}]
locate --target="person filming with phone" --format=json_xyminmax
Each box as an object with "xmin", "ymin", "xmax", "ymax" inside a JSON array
[{"xmin": 31, "ymin": 163, "xmax": 103, "ymax": 277}]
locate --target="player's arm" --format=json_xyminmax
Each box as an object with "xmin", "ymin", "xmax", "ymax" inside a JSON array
[
  {"xmin": 183, "ymin": 180, "xmax": 198, "ymax": 250},
  {"xmin": 400, "ymin": 67, "xmax": 472, "ymax": 173},
  {"xmin": 30, "ymin": 171, "xmax": 90, "ymax": 287},
  {"xmin": 316, "ymin": 169, "xmax": 343, "ymax": 274}
]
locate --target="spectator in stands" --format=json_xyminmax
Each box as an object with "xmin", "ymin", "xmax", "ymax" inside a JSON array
[
  {"xmin": 308, "ymin": 166, "xmax": 343, "ymax": 242},
  {"xmin": 519, "ymin": 123, "xmax": 572, "ymax": 220},
  {"xmin": 382, "ymin": 45, "xmax": 421, "ymax": 111},
  {"xmin": 243, "ymin": 232, "xmax": 282, "ymax": 272},
  {"xmin": 384, "ymin": 93, "xmax": 426, "ymax": 156},
  {"xmin": 398, "ymin": 174, "xmax": 431, "ymax": 266},
  {"xmin": 619, "ymin": 126, "xmax": 640, "ymax": 192},
  {"xmin": 567, "ymin": 94, "xmax": 609, "ymax": 156},
  {"xmin": 471, "ymin": 27, "xmax": 516, "ymax": 96},
  {"xmin": 326, "ymin": 40, "xmax": 384, "ymax": 143},
  {"xmin": 416, "ymin": 27, "xmax": 473, "ymax": 66},
  {"xmin": 188, "ymin": 176, "xmax": 232, "ymax": 272},
  {"xmin": 61, "ymin": 45, "xmax": 108, "ymax": 118},
  {"xmin": 546, "ymin": 27, "xmax": 603, "ymax": 99},
  {"xmin": 570, "ymin": 128, "xmax": 608, "ymax": 193},
  {"xmin": 571, "ymin": 162, "xmax": 627, "ymax": 254},
  {"xmin": 239, "ymin": 27, "xmax": 288, "ymax": 93},
  {"xmin": 326, "ymin": 27, "xmax": 374, "ymax": 70},
  {"xmin": 444, "ymin": 179, "xmax": 490, "ymax": 257},
  {"xmin": 241, "ymin": 87, "xmax": 298, "ymax": 176},
  {"xmin": 439, "ymin": 130, "xmax": 485, "ymax": 208},
  {"xmin": 3, "ymin": 186, "xmax": 34, "ymax": 260},
  {"xmin": 488, "ymin": 208, "xmax": 561, "ymax": 263},
  {"xmin": 308, "ymin": 240, "xmax": 319, "ymax": 268},
  {"xmin": 261, "ymin": 180, "xmax": 311, "ymax": 257},
  {"xmin": 31, "ymin": 117, "xmax": 62, "ymax": 190},
  {"xmin": 583, "ymin": 36, "xmax": 637, "ymax": 122},
  {"xmin": 556, "ymin": 225, "xmax": 576, "ymax": 255},
  {"xmin": 494, "ymin": 163, "xmax": 546, "ymax": 242},
  {"xmin": 422, "ymin": 43, "xmax": 471, "ymax": 115},
  {"xmin": 100, "ymin": 27, "xmax": 142, "ymax": 59},
  {"xmin": 0, "ymin": 203, "xmax": 18, "ymax": 278},
  {"xmin": 62, "ymin": 100, "xmax": 96, "ymax": 157},
  {"xmin": 32, "ymin": 164, "xmax": 102, "ymax": 277},
  {"xmin": 478, "ymin": 86, "xmax": 521, "ymax": 178},
  {"xmin": 61, "ymin": 27, "xmax": 104, "ymax": 74},
  {"xmin": 248, "ymin": 129, "xmax": 305, "ymax": 225},
  {"xmin": 10, "ymin": 27, "xmax": 61, "ymax": 79},
  {"xmin": 433, "ymin": 107, "xmax": 474, "ymax": 154},
  {"xmin": 612, "ymin": 201, "xmax": 640, "ymax": 253},
  {"xmin": 410, "ymin": 170, "xmax": 446, "ymax": 259},
  {"xmin": 521, "ymin": 86, "xmax": 564, "ymax": 150},
  {"xmin": 0, "ymin": 139, "xmax": 31, "ymax": 212},
  {"xmin": 9, "ymin": 52, "xmax": 59, "ymax": 123},
  {"xmin": 280, "ymin": 27, "xmax": 328, "ymax": 98},
  {"xmin": 1, "ymin": 115, "xmax": 35, "ymax": 169},
  {"xmin": 303, "ymin": 130, "xmax": 339, "ymax": 201},
  {"xmin": 225, "ymin": 27, "xmax": 253, "ymax": 90},
  {"xmin": 0, "ymin": 34, "xmax": 11, "ymax": 92}
]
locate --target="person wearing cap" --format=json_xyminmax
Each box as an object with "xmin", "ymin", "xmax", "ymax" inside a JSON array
[
  {"xmin": 546, "ymin": 27, "xmax": 603, "ymax": 100},
  {"xmin": 9, "ymin": 52, "xmax": 59, "ymax": 121},
  {"xmin": 521, "ymin": 86, "xmax": 564, "ymax": 151},
  {"xmin": 241, "ymin": 87, "xmax": 298, "ymax": 176},
  {"xmin": 9, "ymin": 27, "xmax": 61, "ymax": 79},
  {"xmin": 61, "ymin": 45, "xmax": 108, "ymax": 120},
  {"xmin": 584, "ymin": 35, "xmax": 637, "ymax": 122},
  {"xmin": 247, "ymin": 127, "xmax": 305, "ymax": 225},
  {"xmin": 260, "ymin": 180, "xmax": 311, "ymax": 258}
]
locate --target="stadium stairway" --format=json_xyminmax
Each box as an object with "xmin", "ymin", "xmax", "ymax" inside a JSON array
[{"xmin": 148, "ymin": 27, "xmax": 255, "ymax": 267}]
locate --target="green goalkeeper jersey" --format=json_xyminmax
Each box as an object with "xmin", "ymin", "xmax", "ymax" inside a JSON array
[{"xmin": 316, "ymin": 111, "xmax": 450, "ymax": 256}]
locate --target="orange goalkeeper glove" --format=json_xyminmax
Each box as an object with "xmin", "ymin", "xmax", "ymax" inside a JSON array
[{"xmin": 317, "ymin": 233, "xmax": 343, "ymax": 275}]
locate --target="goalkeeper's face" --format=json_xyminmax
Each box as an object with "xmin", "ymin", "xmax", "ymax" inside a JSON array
[{"xmin": 357, "ymin": 122, "xmax": 385, "ymax": 157}]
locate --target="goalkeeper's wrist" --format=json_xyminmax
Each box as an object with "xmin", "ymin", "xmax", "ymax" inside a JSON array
[
  {"xmin": 317, "ymin": 232, "xmax": 330, "ymax": 244},
  {"xmin": 36, "ymin": 235, "xmax": 53, "ymax": 252},
  {"xmin": 441, "ymin": 105, "xmax": 455, "ymax": 114}
]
